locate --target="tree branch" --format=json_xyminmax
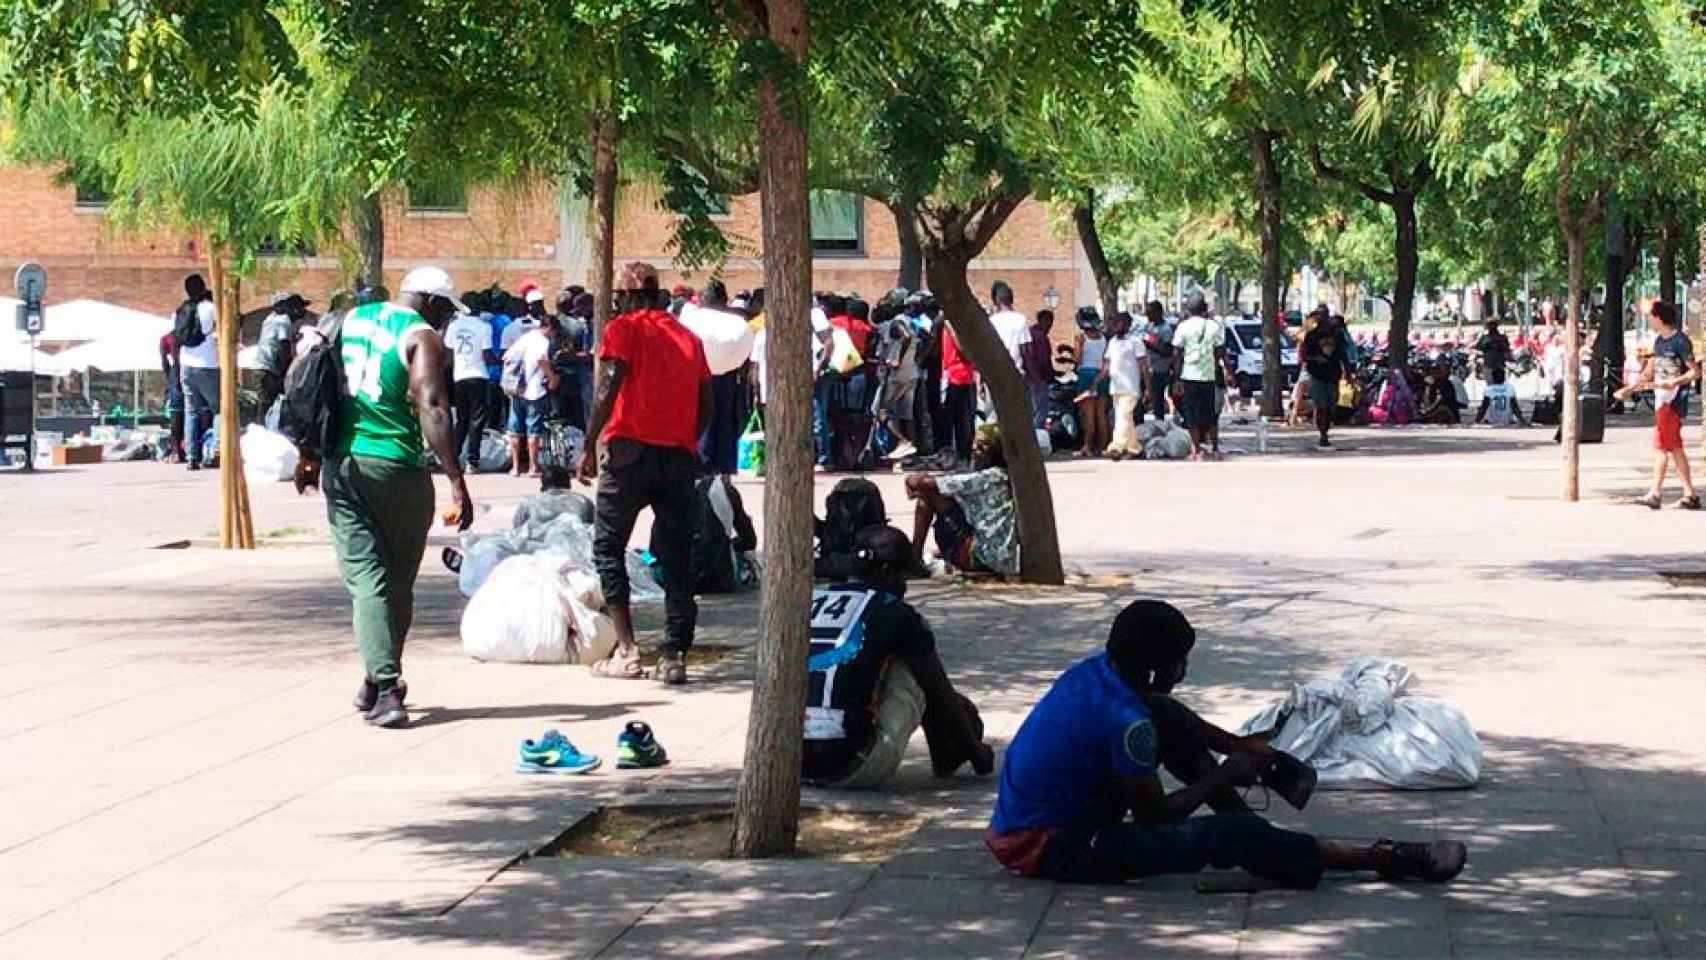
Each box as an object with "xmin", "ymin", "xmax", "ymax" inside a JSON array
[{"xmin": 1310, "ymin": 143, "xmax": 1396, "ymax": 206}]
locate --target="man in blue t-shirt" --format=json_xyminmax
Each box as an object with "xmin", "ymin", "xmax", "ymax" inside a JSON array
[{"xmin": 987, "ymin": 599, "xmax": 1467, "ymax": 888}]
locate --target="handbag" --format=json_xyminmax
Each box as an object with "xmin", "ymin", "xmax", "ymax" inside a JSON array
[{"xmin": 736, "ymin": 410, "xmax": 765, "ymax": 476}]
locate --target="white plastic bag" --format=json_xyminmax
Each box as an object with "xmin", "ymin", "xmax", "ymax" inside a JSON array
[
  {"xmin": 1239, "ymin": 658, "xmax": 1482, "ymax": 790},
  {"xmin": 513, "ymin": 489, "xmax": 595, "ymax": 543},
  {"xmin": 240, "ymin": 425, "xmax": 299, "ymax": 483},
  {"xmin": 458, "ymin": 531, "xmax": 522, "ymax": 598},
  {"xmin": 460, "ymin": 554, "xmax": 576, "ymax": 663},
  {"xmin": 679, "ymin": 305, "xmax": 756, "ymax": 376},
  {"xmin": 564, "ymin": 570, "xmax": 618, "ymax": 663}
]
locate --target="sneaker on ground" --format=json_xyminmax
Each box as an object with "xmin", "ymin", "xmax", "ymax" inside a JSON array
[
  {"xmin": 616, "ymin": 721, "xmax": 670, "ymax": 769},
  {"xmin": 888, "ymin": 441, "xmax": 918, "ymax": 461},
  {"xmin": 1375, "ymin": 839, "xmax": 1467, "ymax": 883},
  {"xmin": 354, "ymin": 678, "xmax": 408, "ymax": 713},
  {"xmin": 657, "ymin": 651, "xmax": 688, "ymax": 686},
  {"xmin": 516, "ymin": 729, "xmax": 602, "ymax": 774},
  {"xmin": 364, "ymin": 686, "xmax": 409, "ymax": 728}
]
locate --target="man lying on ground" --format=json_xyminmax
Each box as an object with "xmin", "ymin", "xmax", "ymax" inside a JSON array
[
  {"xmin": 986, "ymin": 599, "xmax": 1468, "ymax": 887},
  {"xmin": 803, "ymin": 525, "xmax": 995, "ymax": 789},
  {"xmin": 905, "ymin": 424, "xmax": 1018, "ymax": 576}
]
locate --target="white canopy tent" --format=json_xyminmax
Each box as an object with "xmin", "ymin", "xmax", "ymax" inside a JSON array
[
  {"xmin": 52, "ymin": 332, "xmax": 168, "ymax": 373},
  {"xmin": 0, "ymin": 333, "xmax": 63, "ymax": 376},
  {"xmin": 36, "ymin": 299, "xmax": 171, "ymax": 347}
]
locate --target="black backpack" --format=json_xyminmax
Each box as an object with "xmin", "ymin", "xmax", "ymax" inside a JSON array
[
  {"xmin": 281, "ymin": 315, "xmax": 345, "ymax": 459},
  {"xmin": 172, "ymin": 297, "xmax": 207, "ymax": 349},
  {"xmin": 813, "ymin": 477, "xmax": 887, "ymax": 580},
  {"xmin": 657, "ymin": 475, "xmax": 760, "ymax": 594}
]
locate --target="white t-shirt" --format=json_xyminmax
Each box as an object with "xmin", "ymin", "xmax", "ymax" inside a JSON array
[
  {"xmin": 513, "ymin": 328, "xmax": 553, "ymax": 402},
  {"xmin": 180, "ymin": 300, "xmax": 220, "ymax": 369},
  {"xmin": 989, "ymin": 309, "xmax": 1032, "ymax": 370},
  {"xmin": 1172, "ymin": 314, "xmax": 1223, "ymax": 383},
  {"xmin": 1105, "ymin": 335, "xmax": 1144, "ymax": 396},
  {"xmin": 501, "ymin": 317, "xmax": 537, "ymax": 352},
  {"xmin": 1483, "ymin": 382, "xmax": 1517, "ymax": 426},
  {"xmin": 680, "ymin": 305, "xmax": 754, "ymax": 376},
  {"xmin": 445, "ymin": 313, "xmax": 494, "ymax": 382}
]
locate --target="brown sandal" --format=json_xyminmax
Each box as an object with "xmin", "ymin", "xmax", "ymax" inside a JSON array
[{"xmin": 591, "ymin": 655, "xmax": 646, "ymax": 679}]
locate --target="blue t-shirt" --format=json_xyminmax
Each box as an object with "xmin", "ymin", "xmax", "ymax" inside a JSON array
[
  {"xmin": 1653, "ymin": 332, "xmax": 1695, "ymax": 412},
  {"xmin": 990, "ymin": 653, "xmax": 1159, "ymax": 833},
  {"xmin": 486, "ymin": 312, "xmax": 512, "ymax": 379}
]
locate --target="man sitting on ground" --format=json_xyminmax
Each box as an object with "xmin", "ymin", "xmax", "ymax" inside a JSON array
[
  {"xmin": 1474, "ymin": 367, "xmax": 1528, "ymax": 427},
  {"xmin": 986, "ymin": 599, "xmax": 1468, "ymax": 888},
  {"xmin": 904, "ymin": 424, "xmax": 1018, "ymax": 576},
  {"xmin": 803, "ymin": 525, "xmax": 995, "ymax": 788}
]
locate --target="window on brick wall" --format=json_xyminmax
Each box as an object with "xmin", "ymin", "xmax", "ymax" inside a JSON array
[
  {"xmin": 810, "ymin": 190, "xmax": 863, "ymax": 255},
  {"xmin": 406, "ymin": 179, "xmax": 468, "ymax": 213},
  {"xmin": 257, "ymin": 236, "xmax": 318, "ymax": 257},
  {"xmin": 68, "ymin": 165, "xmax": 110, "ymax": 209}
]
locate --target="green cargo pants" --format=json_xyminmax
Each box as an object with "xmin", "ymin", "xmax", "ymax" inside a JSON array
[{"xmin": 324, "ymin": 455, "xmax": 435, "ymax": 687}]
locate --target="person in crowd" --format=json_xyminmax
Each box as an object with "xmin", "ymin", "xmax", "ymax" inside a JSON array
[
  {"xmin": 1023, "ymin": 309, "xmax": 1057, "ymax": 429},
  {"xmin": 1171, "ymin": 294, "xmax": 1224, "ymax": 461},
  {"xmin": 504, "ymin": 306, "xmax": 560, "ymax": 478},
  {"xmin": 552, "ymin": 288, "xmax": 592, "ymax": 430},
  {"xmin": 178, "ymin": 273, "xmax": 220, "ymax": 471},
  {"xmin": 444, "ymin": 305, "xmax": 497, "ymax": 472},
  {"xmin": 804, "ymin": 524, "xmax": 996, "ymax": 789},
  {"xmin": 1368, "ymin": 358, "xmax": 1416, "ymax": 425},
  {"xmin": 987, "ymin": 281, "xmax": 1032, "ymax": 373},
  {"xmin": 577, "ymin": 261, "xmax": 712, "ymax": 685},
  {"xmin": 295, "ymin": 266, "xmax": 475, "ymax": 729},
  {"xmin": 501, "ymin": 282, "xmax": 544, "ymax": 352},
  {"xmin": 905, "ymin": 424, "xmax": 1018, "ymax": 576},
  {"xmin": 680, "ymin": 279, "xmax": 756, "ymax": 474},
  {"xmin": 1417, "ymin": 359, "xmax": 1461, "ymax": 425},
  {"xmin": 939, "ymin": 319, "xmax": 978, "ymax": 468},
  {"xmin": 158, "ymin": 332, "xmax": 185, "ymax": 463},
  {"xmin": 1286, "ymin": 309, "xmax": 1319, "ymax": 428},
  {"xmin": 986, "ymin": 598, "xmax": 1469, "ymax": 887},
  {"xmin": 1301, "ymin": 305, "xmax": 1348, "ymax": 449},
  {"xmin": 1074, "ymin": 313, "xmax": 1110, "ymax": 458},
  {"xmin": 1474, "ymin": 366, "xmax": 1528, "ymax": 427},
  {"xmin": 1140, "ymin": 301, "xmax": 1174, "ymax": 423},
  {"xmin": 256, "ymin": 292, "xmax": 308, "ymax": 420},
  {"xmin": 1621, "ymin": 301, "xmax": 1700, "ymax": 510},
  {"xmin": 1099, "ymin": 312, "xmax": 1147, "ymax": 461},
  {"xmin": 876, "ymin": 294, "xmax": 921, "ymax": 460},
  {"xmin": 910, "ymin": 294, "xmax": 946, "ymax": 457},
  {"xmin": 1475, "ymin": 319, "xmax": 1510, "ymax": 381},
  {"xmin": 749, "ymin": 288, "xmax": 771, "ymax": 419}
]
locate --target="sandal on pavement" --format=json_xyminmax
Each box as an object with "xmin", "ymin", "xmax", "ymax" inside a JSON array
[
  {"xmin": 592, "ymin": 655, "xmax": 646, "ymax": 679},
  {"xmin": 1679, "ymin": 495, "xmax": 1702, "ymax": 511},
  {"xmin": 1638, "ymin": 494, "xmax": 1663, "ymax": 510}
]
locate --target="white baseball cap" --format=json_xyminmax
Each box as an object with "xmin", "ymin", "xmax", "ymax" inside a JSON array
[{"xmin": 399, "ymin": 266, "xmax": 468, "ymax": 312}]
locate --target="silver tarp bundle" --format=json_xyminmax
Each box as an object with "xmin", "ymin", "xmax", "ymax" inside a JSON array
[{"xmin": 1239, "ymin": 659, "xmax": 1482, "ymax": 790}]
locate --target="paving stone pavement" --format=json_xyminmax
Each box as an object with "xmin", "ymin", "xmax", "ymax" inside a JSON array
[{"xmin": 6, "ymin": 418, "xmax": 1706, "ymax": 957}]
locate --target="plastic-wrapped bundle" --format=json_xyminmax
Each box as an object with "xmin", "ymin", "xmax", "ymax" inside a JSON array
[
  {"xmin": 1238, "ymin": 658, "xmax": 1482, "ymax": 791},
  {"xmin": 513, "ymin": 489, "xmax": 595, "ymax": 539},
  {"xmin": 457, "ymin": 530, "xmax": 523, "ymax": 598},
  {"xmin": 460, "ymin": 555, "xmax": 615, "ymax": 664}
]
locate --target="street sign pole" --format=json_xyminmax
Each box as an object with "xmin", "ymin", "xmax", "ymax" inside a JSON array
[{"xmin": 14, "ymin": 262, "xmax": 46, "ymax": 472}]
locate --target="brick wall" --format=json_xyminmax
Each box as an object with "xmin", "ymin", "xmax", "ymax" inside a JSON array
[{"xmin": 1, "ymin": 164, "xmax": 1087, "ymax": 321}]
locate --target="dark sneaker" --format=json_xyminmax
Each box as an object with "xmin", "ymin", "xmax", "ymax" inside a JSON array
[
  {"xmin": 656, "ymin": 652, "xmax": 687, "ymax": 686},
  {"xmin": 354, "ymin": 679, "xmax": 407, "ymax": 713},
  {"xmin": 1317, "ymin": 437, "xmax": 1333, "ymax": 449},
  {"xmin": 364, "ymin": 687, "xmax": 409, "ymax": 728},
  {"xmin": 1376, "ymin": 839, "xmax": 1467, "ymax": 882},
  {"xmin": 187, "ymin": 461, "xmax": 202, "ymax": 472},
  {"xmin": 616, "ymin": 721, "xmax": 670, "ymax": 769}
]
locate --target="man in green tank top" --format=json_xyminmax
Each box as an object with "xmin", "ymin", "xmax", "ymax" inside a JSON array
[{"xmin": 297, "ymin": 266, "xmax": 475, "ymax": 728}]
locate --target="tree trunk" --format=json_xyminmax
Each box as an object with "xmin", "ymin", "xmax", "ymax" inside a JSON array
[
  {"xmin": 732, "ymin": 0, "xmax": 812, "ymax": 860},
  {"xmin": 1390, "ymin": 192, "xmax": 1419, "ymax": 370},
  {"xmin": 890, "ymin": 198, "xmax": 924, "ymax": 292},
  {"xmin": 1660, "ymin": 219, "xmax": 1679, "ymax": 305},
  {"xmin": 925, "ymin": 242, "xmax": 1065, "ymax": 586},
  {"xmin": 1595, "ymin": 193, "xmax": 1626, "ymax": 394},
  {"xmin": 352, "ymin": 191, "xmax": 384, "ymax": 291},
  {"xmin": 1071, "ymin": 191, "xmax": 1120, "ymax": 322},
  {"xmin": 1562, "ymin": 226, "xmax": 1586, "ymax": 503},
  {"xmin": 1249, "ymin": 129, "xmax": 1284, "ymax": 418},
  {"xmin": 589, "ymin": 112, "xmax": 620, "ymax": 345}
]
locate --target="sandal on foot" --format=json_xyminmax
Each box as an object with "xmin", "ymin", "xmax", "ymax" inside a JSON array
[
  {"xmin": 1639, "ymin": 494, "xmax": 1663, "ymax": 510},
  {"xmin": 592, "ymin": 655, "xmax": 646, "ymax": 679},
  {"xmin": 1679, "ymin": 495, "xmax": 1702, "ymax": 511}
]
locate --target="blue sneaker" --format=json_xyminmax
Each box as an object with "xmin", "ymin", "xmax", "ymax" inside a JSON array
[{"xmin": 516, "ymin": 729, "xmax": 601, "ymax": 774}]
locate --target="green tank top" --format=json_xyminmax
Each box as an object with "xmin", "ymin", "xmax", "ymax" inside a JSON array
[{"xmin": 335, "ymin": 302, "xmax": 432, "ymax": 465}]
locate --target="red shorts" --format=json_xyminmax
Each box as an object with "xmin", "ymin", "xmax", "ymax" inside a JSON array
[{"xmin": 1656, "ymin": 405, "xmax": 1685, "ymax": 452}]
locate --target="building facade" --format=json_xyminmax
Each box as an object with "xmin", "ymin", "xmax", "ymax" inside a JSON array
[{"xmin": 0, "ymin": 166, "xmax": 1098, "ymax": 321}]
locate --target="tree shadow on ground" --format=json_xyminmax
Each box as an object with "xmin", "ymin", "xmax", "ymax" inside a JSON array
[{"xmin": 299, "ymin": 730, "xmax": 1706, "ymax": 958}]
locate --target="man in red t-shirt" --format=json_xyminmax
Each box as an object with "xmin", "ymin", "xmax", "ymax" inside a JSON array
[
  {"xmin": 940, "ymin": 325, "xmax": 978, "ymax": 465},
  {"xmin": 577, "ymin": 262, "xmax": 713, "ymax": 685}
]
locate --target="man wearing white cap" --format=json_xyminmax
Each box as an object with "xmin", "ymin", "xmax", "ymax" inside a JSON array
[{"xmin": 300, "ymin": 265, "xmax": 475, "ymax": 728}]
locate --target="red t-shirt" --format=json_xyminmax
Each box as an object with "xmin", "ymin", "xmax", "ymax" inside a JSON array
[
  {"xmin": 598, "ymin": 308, "xmax": 711, "ymax": 453},
  {"xmin": 942, "ymin": 327, "xmax": 976, "ymax": 386},
  {"xmin": 830, "ymin": 314, "xmax": 873, "ymax": 356}
]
